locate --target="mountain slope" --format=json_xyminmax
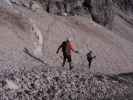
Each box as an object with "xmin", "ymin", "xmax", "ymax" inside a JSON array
[{"xmin": 0, "ymin": 6, "xmax": 133, "ymax": 74}]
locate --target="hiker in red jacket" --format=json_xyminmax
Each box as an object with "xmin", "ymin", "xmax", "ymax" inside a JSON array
[{"xmin": 56, "ymin": 38, "xmax": 79, "ymax": 70}]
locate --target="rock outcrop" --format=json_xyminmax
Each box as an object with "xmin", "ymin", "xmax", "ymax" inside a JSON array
[
  {"xmin": 113, "ymin": 0, "xmax": 133, "ymax": 14},
  {"xmin": 2, "ymin": 0, "xmax": 133, "ymax": 27},
  {"xmin": 84, "ymin": 0, "xmax": 114, "ymax": 27},
  {"xmin": 31, "ymin": 20, "xmax": 44, "ymax": 58},
  {"xmin": 31, "ymin": 0, "xmax": 133, "ymax": 28},
  {"xmin": 0, "ymin": 0, "xmax": 12, "ymax": 7}
]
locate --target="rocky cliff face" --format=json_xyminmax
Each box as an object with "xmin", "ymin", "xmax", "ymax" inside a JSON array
[
  {"xmin": 113, "ymin": 0, "xmax": 133, "ymax": 13},
  {"xmin": 2, "ymin": 0, "xmax": 133, "ymax": 27},
  {"xmin": 37, "ymin": 0, "xmax": 133, "ymax": 27},
  {"xmin": 45, "ymin": 0, "xmax": 86, "ymax": 16},
  {"xmin": 84, "ymin": 0, "xmax": 114, "ymax": 27}
]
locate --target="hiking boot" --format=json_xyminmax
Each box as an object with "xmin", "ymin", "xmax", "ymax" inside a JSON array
[{"xmin": 69, "ymin": 66, "xmax": 73, "ymax": 70}]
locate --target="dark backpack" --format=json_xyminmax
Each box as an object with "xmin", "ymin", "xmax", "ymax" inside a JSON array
[{"xmin": 87, "ymin": 52, "xmax": 92, "ymax": 60}]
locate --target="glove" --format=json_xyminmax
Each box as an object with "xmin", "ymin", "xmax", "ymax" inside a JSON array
[
  {"xmin": 56, "ymin": 51, "xmax": 59, "ymax": 54},
  {"xmin": 75, "ymin": 50, "xmax": 80, "ymax": 54},
  {"xmin": 93, "ymin": 56, "xmax": 96, "ymax": 59}
]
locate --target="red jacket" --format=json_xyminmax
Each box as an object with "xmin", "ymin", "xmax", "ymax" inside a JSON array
[
  {"xmin": 68, "ymin": 41, "xmax": 77, "ymax": 54},
  {"xmin": 57, "ymin": 41, "xmax": 77, "ymax": 56}
]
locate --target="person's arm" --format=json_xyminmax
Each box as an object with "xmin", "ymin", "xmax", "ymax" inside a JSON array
[
  {"xmin": 56, "ymin": 43, "xmax": 62, "ymax": 54},
  {"xmin": 92, "ymin": 56, "xmax": 96, "ymax": 59},
  {"xmin": 70, "ymin": 42, "xmax": 79, "ymax": 54},
  {"xmin": 75, "ymin": 50, "xmax": 79, "ymax": 54},
  {"xmin": 71, "ymin": 47, "xmax": 79, "ymax": 54}
]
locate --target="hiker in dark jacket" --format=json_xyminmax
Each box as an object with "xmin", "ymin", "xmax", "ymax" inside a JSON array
[
  {"xmin": 56, "ymin": 38, "xmax": 79, "ymax": 70},
  {"xmin": 86, "ymin": 51, "xmax": 96, "ymax": 69}
]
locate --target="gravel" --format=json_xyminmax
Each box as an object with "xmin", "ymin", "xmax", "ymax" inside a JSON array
[{"xmin": 0, "ymin": 66, "xmax": 133, "ymax": 100}]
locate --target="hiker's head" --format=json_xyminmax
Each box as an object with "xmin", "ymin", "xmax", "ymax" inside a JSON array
[
  {"xmin": 67, "ymin": 37, "xmax": 73, "ymax": 42},
  {"xmin": 89, "ymin": 50, "xmax": 92, "ymax": 54}
]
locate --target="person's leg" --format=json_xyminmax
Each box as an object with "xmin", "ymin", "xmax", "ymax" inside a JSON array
[
  {"xmin": 69, "ymin": 62, "xmax": 73, "ymax": 70},
  {"xmin": 67, "ymin": 55, "xmax": 73, "ymax": 70},
  {"xmin": 89, "ymin": 60, "xmax": 92, "ymax": 69},
  {"xmin": 62, "ymin": 56, "xmax": 66, "ymax": 67}
]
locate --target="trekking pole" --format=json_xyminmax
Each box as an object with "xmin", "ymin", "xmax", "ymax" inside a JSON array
[
  {"xmin": 56, "ymin": 54, "xmax": 63, "ymax": 64},
  {"xmin": 80, "ymin": 55, "xmax": 85, "ymax": 66},
  {"xmin": 78, "ymin": 51, "xmax": 86, "ymax": 66},
  {"xmin": 23, "ymin": 48, "xmax": 48, "ymax": 65}
]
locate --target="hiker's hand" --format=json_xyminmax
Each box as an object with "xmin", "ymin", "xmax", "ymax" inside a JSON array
[
  {"xmin": 56, "ymin": 51, "xmax": 59, "ymax": 54},
  {"xmin": 93, "ymin": 56, "xmax": 96, "ymax": 59},
  {"xmin": 75, "ymin": 50, "xmax": 80, "ymax": 54}
]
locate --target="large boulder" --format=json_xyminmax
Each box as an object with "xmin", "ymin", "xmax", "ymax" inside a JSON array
[
  {"xmin": 29, "ymin": 1, "xmax": 43, "ymax": 12},
  {"xmin": 46, "ymin": 0, "xmax": 65, "ymax": 15}
]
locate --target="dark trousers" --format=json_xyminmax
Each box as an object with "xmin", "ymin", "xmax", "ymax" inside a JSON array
[
  {"xmin": 62, "ymin": 55, "xmax": 72, "ymax": 69},
  {"xmin": 88, "ymin": 60, "xmax": 92, "ymax": 69}
]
